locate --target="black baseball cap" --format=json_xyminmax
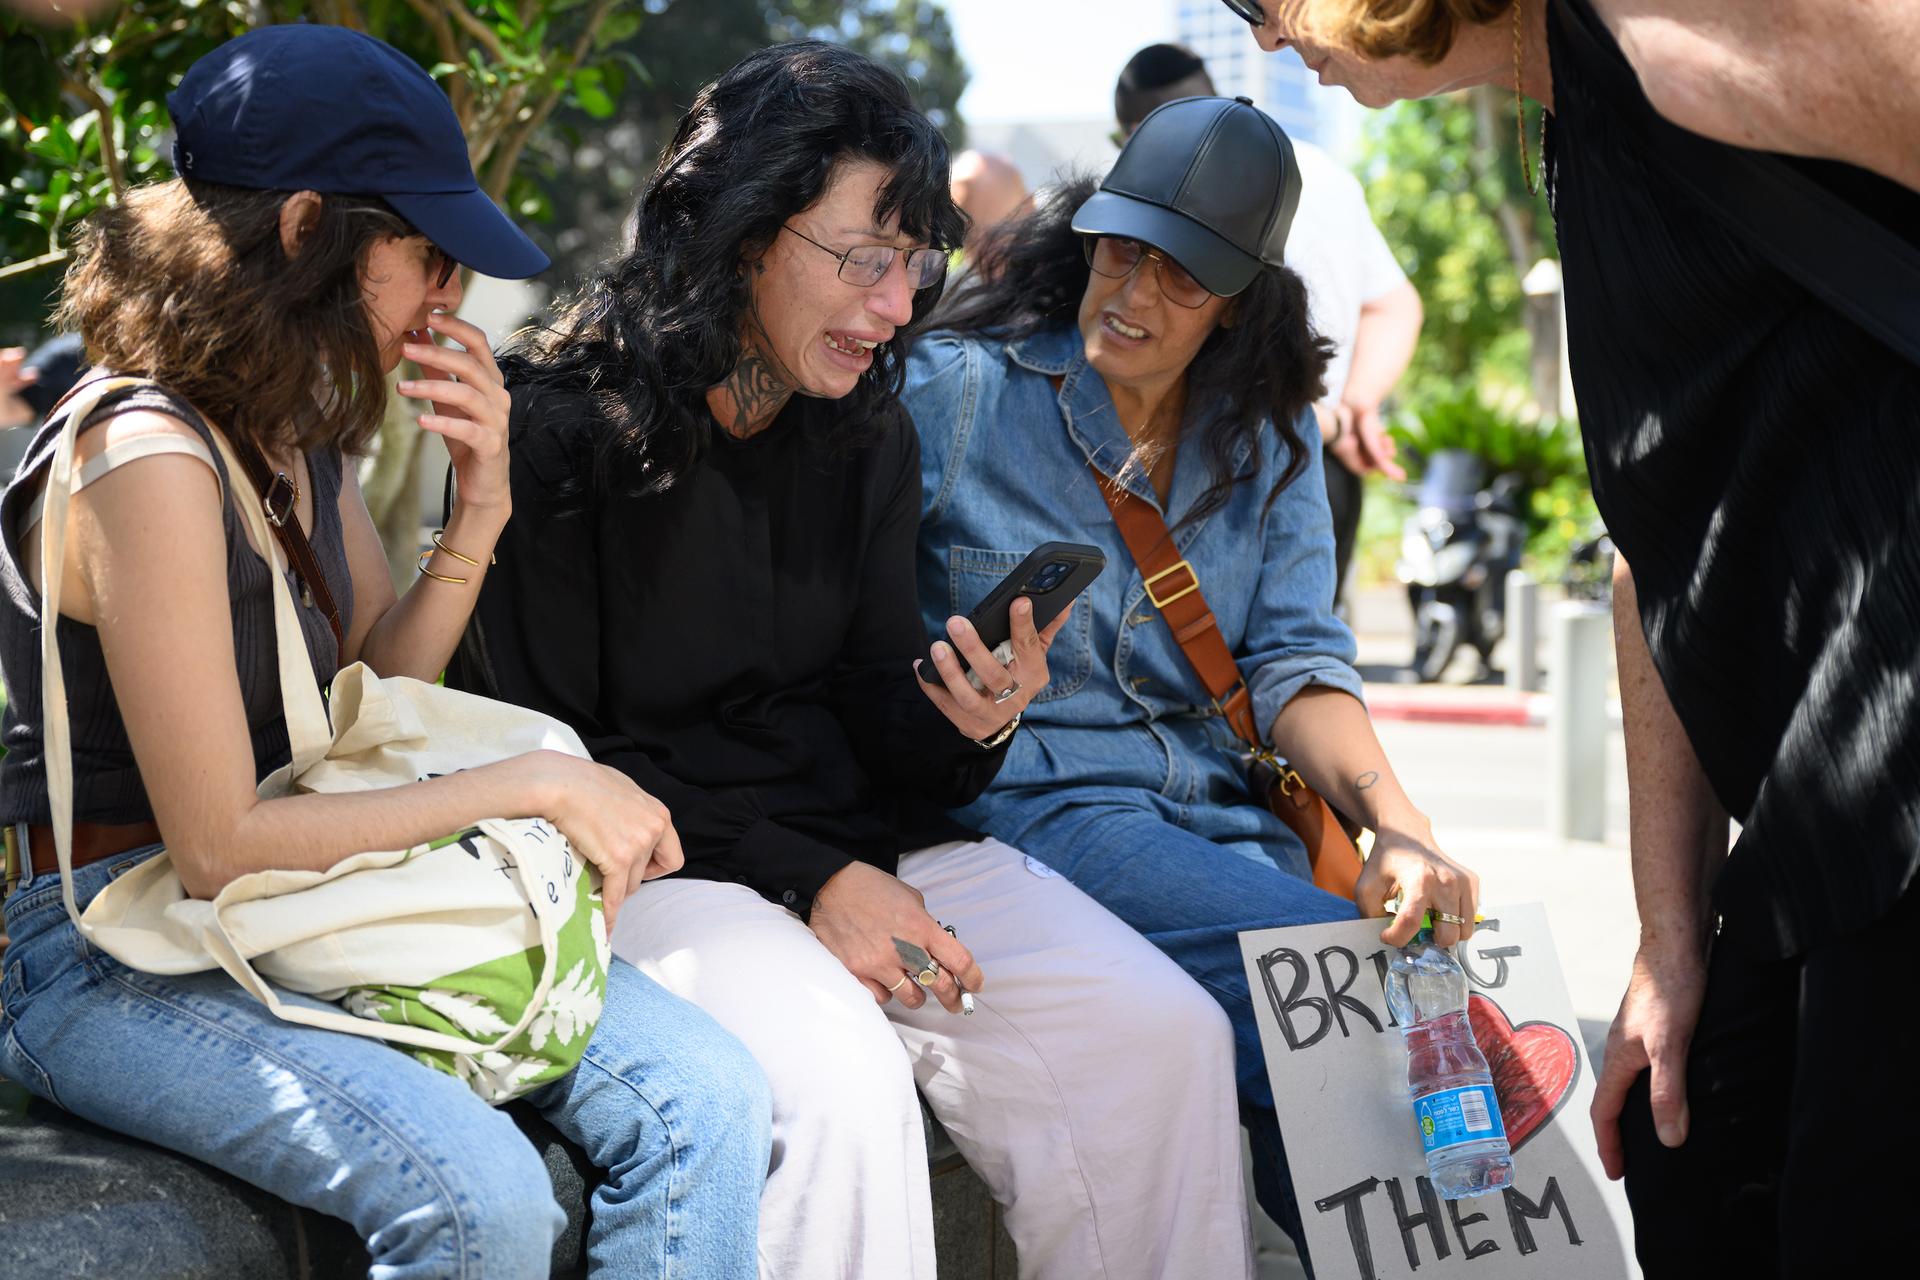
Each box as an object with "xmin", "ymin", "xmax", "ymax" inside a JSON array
[
  {"xmin": 1073, "ymin": 95, "xmax": 1300, "ymax": 298},
  {"xmin": 167, "ymin": 24, "xmax": 549, "ymax": 280}
]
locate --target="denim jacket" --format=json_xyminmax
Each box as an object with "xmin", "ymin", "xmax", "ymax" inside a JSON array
[
  {"xmin": 902, "ymin": 326, "xmax": 1367, "ymax": 832},
  {"xmin": 905, "ymin": 325, "xmax": 1364, "ymax": 833}
]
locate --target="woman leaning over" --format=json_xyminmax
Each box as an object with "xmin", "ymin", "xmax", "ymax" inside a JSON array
[
  {"xmin": 903, "ymin": 97, "xmax": 1480, "ymax": 1262},
  {"xmin": 0, "ymin": 26, "xmax": 767, "ymax": 1278},
  {"xmin": 1235, "ymin": 3, "xmax": 1920, "ymax": 1275}
]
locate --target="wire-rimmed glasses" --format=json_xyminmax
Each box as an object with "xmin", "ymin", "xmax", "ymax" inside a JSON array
[{"xmin": 781, "ymin": 224, "xmax": 948, "ymax": 290}]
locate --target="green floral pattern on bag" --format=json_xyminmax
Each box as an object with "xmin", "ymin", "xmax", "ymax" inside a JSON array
[{"xmin": 338, "ymin": 828, "xmax": 614, "ymax": 1102}]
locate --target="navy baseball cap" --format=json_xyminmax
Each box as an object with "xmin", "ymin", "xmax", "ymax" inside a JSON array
[
  {"xmin": 1073, "ymin": 95, "xmax": 1299, "ymax": 298},
  {"xmin": 167, "ymin": 24, "xmax": 549, "ymax": 280}
]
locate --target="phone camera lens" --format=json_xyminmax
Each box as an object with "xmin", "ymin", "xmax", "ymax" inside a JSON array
[{"xmin": 1026, "ymin": 561, "xmax": 1071, "ymax": 592}]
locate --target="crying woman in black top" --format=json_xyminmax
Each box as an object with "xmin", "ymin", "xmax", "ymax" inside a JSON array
[{"xmin": 451, "ymin": 39, "xmax": 1262, "ymax": 1279}]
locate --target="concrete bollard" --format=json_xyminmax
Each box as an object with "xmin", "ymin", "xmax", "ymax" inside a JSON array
[
  {"xmin": 1504, "ymin": 570, "xmax": 1539, "ymax": 693},
  {"xmin": 1548, "ymin": 601, "xmax": 1612, "ymax": 842}
]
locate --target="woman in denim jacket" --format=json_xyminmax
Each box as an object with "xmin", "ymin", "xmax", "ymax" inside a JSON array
[{"xmin": 904, "ymin": 99, "xmax": 1481, "ymax": 1257}]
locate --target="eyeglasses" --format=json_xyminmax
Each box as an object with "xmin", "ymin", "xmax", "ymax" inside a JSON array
[
  {"xmin": 1219, "ymin": 0, "xmax": 1266, "ymax": 25},
  {"xmin": 1082, "ymin": 236, "xmax": 1216, "ymax": 309},
  {"xmin": 781, "ymin": 224, "xmax": 948, "ymax": 291}
]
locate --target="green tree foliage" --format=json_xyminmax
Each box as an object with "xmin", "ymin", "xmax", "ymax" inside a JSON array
[
  {"xmin": 1, "ymin": 2, "xmax": 629, "ymax": 298},
  {"xmin": 1359, "ymin": 89, "xmax": 1600, "ymax": 579},
  {"xmin": 767, "ymin": 1, "xmax": 965, "ymax": 143},
  {"xmin": 1, "ymin": 2, "xmax": 967, "ymax": 580},
  {"xmin": 1360, "ymin": 87, "xmax": 1555, "ymax": 399},
  {"xmin": 518, "ymin": 0, "xmax": 969, "ymax": 288}
]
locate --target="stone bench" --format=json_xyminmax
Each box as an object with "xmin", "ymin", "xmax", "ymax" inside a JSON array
[{"xmin": 0, "ymin": 1081, "xmax": 1015, "ymax": 1277}]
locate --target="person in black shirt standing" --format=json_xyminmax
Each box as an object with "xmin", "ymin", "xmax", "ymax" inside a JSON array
[
  {"xmin": 453, "ymin": 42, "xmax": 1259, "ymax": 1279},
  {"xmin": 1231, "ymin": 1, "xmax": 1920, "ymax": 1275}
]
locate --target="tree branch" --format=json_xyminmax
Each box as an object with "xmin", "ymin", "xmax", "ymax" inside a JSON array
[
  {"xmin": 61, "ymin": 76, "xmax": 126, "ymax": 198},
  {"xmin": 481, "ymin": 0, "xmax": 617, "ymax": 202},
  {"xmin": 467, "ymin": 81, "xmax": 529, "ymax": 174},
  {"xmin": 442, "ymin": 0, "xmax": 510, "ymax": 64},
  {"xmin": 0, "ymin": 249, "xmax": 70, "ymax": 282},
  {"xmin": 400, "ymin": 0, "xmax": 471, "ymax": 123}
]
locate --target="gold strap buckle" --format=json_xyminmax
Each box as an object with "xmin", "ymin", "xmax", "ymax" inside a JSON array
[
  {"xmin": 1143, "ymin": 558, "xmax": 1199, "ymax": 609},
  {"xmin": 1275, "ymin": 767, "xmax": 1306, "ymax": 798},
  {"xmin": 3, "ymin": 825, "xmax": 19, "ymax": 896}
]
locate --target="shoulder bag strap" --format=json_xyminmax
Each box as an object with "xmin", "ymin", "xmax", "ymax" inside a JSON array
[{"xmin": 1069, "ymin": 401, "xmax": 1363, "ymax": 897}]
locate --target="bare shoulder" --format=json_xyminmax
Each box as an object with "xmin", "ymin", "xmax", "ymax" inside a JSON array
[{"xmin": 1591, "ymin": 0, "xmax": 1920, "ymax": 187}]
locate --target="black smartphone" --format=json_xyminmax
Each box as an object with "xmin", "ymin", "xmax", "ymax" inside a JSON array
[{"xmin": 918, "ymin": 541, "xmax": 1106, "ymax": 686}]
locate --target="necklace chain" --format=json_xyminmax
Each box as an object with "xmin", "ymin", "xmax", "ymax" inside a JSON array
[{"xmin": 1514, "ymin": 0, "xmax": 1540, "ymax": 198}]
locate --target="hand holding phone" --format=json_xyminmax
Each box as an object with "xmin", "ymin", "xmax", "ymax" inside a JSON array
[
  {"xmin": 917, "ymin": 542, "xmax": 1105, "ymax": 688},
  {"xmin": 916, "ymin": 542, "xmax": 1104, "ymax": 740}
]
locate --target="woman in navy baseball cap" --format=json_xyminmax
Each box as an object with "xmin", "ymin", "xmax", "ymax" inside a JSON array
[{"xmin": 0, "ymin": 24, "xmax": 770, "ymax": 1277}]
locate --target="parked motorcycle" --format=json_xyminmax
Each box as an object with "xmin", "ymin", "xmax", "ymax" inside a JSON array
[
  {"xmin": 1562, "ymin": 526, "xmax": 1617, "ymax": 605},
  {"xmin": 1395, "ymin": 450, "xmax": 1527, "ymax": 682}
]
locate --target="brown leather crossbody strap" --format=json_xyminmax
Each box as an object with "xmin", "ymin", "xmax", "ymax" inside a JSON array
[
  {"xmin": 1056, "ymin": 369, "xmax": 1362, "ymax": 898},
  {"xmin": 224, "ymin": 434, "xmax": 346, "ymax": 658},
  {"xmin": 1084, "ymin": 456, "xmax": 1363, "ymax": 897}
]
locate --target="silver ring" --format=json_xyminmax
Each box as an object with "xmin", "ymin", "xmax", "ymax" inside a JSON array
[
  {"xmin": 1435, "ymin": 911, "xmax": 1468, "ymax": 926},
  {"xmin": 993, "ymin": 680, "xmax": 1022, "ymax": 705},
  {"xmin": 915, "ymin": 963, "xmax": 941, "ymax": 987}
]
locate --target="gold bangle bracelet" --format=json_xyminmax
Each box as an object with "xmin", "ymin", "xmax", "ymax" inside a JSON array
[
  {"xmin": 431, "ymin": 529, "xmax": 495, "ymax": 568},
  {"xmin": 417, "ymin": 547, "xmax": 468, "ymax": 585}
]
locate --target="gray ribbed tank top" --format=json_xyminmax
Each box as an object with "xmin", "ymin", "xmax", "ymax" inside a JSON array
[{"xmin": 0, "ymin": 383, "xmax": 355, "ymax": 825}]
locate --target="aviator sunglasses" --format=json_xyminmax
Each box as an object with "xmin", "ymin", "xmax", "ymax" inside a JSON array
[{"xmin": 1082, "ymin": 235, "xmax": 1216, "ymax": 309}]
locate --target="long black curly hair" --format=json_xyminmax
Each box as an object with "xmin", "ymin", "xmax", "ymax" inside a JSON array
[
  {"xmin": 501, "ymin": 41, "xmax": 966, "ymax": 493},
  {"xmin": 934, "ymin": 174, "xmax": 1332, "ymax": 525}
]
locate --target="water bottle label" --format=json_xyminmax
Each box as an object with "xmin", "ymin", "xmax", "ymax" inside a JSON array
[{"xmin": 1413, "ymin": 1084, "xmax": 1506, "ymax": 1154}]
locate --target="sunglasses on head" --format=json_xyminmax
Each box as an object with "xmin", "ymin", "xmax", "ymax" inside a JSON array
[{"xmin": 1219, "ymin": 0, "xmax": 1266, "ymax": 25}]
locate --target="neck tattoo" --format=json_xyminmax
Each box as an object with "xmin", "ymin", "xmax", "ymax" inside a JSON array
[{"xmin": 715, "ymin": 348, "xmax": 793, "ymax": 439}]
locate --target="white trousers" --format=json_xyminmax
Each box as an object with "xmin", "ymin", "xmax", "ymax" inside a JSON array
[{"xmin": 611, "ymin": 837, "xmax": 1252, "ymax": 1280}]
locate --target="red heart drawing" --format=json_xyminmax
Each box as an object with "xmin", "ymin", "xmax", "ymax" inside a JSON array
[{"xmin": 1466, "ymin": 992, "xmax": 1580, "ymax": 1152}]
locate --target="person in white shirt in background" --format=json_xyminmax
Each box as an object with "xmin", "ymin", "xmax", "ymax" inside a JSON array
[{"xmin": 1115, "ymin": 44, "xmax": 1422, "ymax": 610}]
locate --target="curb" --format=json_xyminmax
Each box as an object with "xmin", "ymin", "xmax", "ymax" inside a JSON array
[
  {"xmin": 1363, "ymin": 687, "xmax": 1548, "ymax": 727},
  {"xmin": 1363, "ymin": 687, "xmax": 1625, "ymax": 730}
]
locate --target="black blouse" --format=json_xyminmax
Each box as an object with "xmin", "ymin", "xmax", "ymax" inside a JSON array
[
  {"xmin": 1547, "ymin": 0, "xmax": 1920, "ymax": 954},
  {"xmin": 450, "ymin": 387, "xmax": 1008, "ymax": 917}
]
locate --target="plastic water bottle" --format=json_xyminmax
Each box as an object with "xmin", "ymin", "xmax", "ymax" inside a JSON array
[{"xmin": 1384, "ymin": 925, "xmax": 1515, "ymax": 1199}]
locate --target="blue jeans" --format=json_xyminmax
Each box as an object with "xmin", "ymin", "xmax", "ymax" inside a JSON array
[
  {"xmin": 983, "ymin": 789, "xmax": 1359, "ymax": 1262},
  {"xmin": 0, "ymin": 840, "xmax": 771, "ymax": 1279}
]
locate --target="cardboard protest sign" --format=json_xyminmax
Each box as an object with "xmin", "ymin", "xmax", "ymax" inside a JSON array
[{"xmin": 1240, "ymin": 904, "xmax": 1637, "ymax": 1279}]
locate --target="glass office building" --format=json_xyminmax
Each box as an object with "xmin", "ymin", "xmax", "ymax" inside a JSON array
[{"xmin": 1174, "ymin": 1, "xmax": 1348, "ymax": 153}]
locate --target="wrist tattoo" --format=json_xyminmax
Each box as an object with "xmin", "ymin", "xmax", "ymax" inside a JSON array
[{"xmin": 1355, "ymin": 770, "xmax": 1379, "ymax": 791}]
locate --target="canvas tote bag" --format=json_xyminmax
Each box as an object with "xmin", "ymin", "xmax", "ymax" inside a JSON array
[{"xmin": 36, "ymin": 377, "xmax": 610, "ymax": 1102}]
